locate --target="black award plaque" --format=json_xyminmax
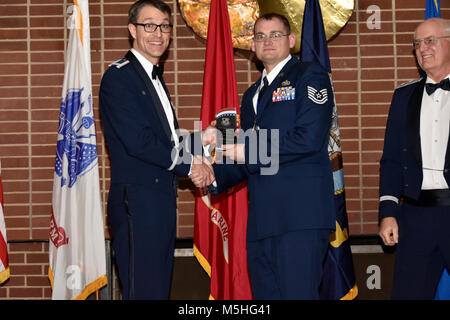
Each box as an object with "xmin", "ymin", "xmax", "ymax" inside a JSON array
[{"xmin": 215, "ymin": 109, "xmax": 237, "ymax": 148}]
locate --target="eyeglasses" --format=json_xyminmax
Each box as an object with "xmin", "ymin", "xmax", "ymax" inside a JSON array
[
  {"xmin": 254, "ymin": 32, "xmax": 289, "ymax": 42},
  {"xmin": 134, "ymin": 23, "xmax": 173, "ymax": 33},
  {"xmin": 413, "ymin": 35, "xmax": 450, "ymax": 49}
]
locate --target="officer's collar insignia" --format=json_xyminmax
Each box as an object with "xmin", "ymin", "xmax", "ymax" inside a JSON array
[{"xmin": 109, "ymin": 58, "xmax": 130, "ymax": 69}]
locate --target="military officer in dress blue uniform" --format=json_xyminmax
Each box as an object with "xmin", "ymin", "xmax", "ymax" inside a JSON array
[
  {"xmin": 201, "ymin": 13, "xmax": 336, "ymax": 299},
  {"xmin": 99, "ymin": 0, "xmax": 213, "ymax": 299},
  {"xmin": 379, "ymin": 18, "xmax": 450, "ymax": 299}
]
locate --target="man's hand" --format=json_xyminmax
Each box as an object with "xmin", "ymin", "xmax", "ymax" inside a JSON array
[
  {"xmin": 201, "ymin": 120, "xmax": 217, "ymax": 146},
  {"xmin": 189, "ymin": 156, "xmax": 215, "ymax": 188},
  {"xmin": 379, "ymin": 217, "xmax": 399, "ymax": 246},
  {"xmin": 222, "ymin": 143, "xmax": 245, "ymax": 163}
]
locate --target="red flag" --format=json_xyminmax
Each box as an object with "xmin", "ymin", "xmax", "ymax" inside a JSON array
[
  {"xmin": 0, "ymin": 161, "xmax": 10, "ymax": 284},
  {"xmin": 193, "ymin": 0, "xmax": 252, "ymax": 300}
]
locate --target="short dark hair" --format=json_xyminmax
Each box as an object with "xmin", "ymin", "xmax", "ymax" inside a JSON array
[
  {"xmin": 128, "ymin": 0, "xmax": 171, "ymax": 25},
  {"xmin": 254, "ymin": 13, "xmax": 291, "ymax": 34}
]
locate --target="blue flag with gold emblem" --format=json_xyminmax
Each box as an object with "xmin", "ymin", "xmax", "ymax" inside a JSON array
[{"xmin": 300, "ymin": 0, "xmax": 357, "ymax": 300}]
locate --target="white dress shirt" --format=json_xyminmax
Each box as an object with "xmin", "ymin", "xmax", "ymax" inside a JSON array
[
  {"xmin": 131, "ymin": 49, "xmax": 179, "ymax": 148},
  {"xmin": 420, "ymin": 74, "xmax": 450, "ymax": 190},
  {"xmin": 252, "ymin": 54, "xmax": 293, "ymax": 114}
]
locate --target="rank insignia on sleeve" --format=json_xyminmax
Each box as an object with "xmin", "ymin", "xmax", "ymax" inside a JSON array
[
  {"xmin": 307, "ymin": 86, "xmax": 328, "ymax": 104},
  {"xmin": 272, "ymin": 86, "xmax": 296, "ymax": 102}
]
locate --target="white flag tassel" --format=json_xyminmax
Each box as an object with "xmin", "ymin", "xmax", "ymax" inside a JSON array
[{"xmin": 49, "ymin": 0, "xmax": 107, "ymax": 300}]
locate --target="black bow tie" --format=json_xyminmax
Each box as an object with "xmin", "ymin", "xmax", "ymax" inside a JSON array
[
  {"xmin": 151, "ymin": 64, "xmax": 164, "ymax": 80},
  {"xmin": 425, "ymin": 78, "xmax": 450, "ymax": 95}
]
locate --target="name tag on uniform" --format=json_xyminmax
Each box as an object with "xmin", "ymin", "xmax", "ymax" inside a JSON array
[{"xmin": 272, "ymin": 86, "xmax": 295, "ymax": 102}]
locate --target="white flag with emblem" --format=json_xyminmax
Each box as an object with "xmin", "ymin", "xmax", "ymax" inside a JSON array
[{"xmin": 49, "ymin": 0, "xmax": 107, "ymax": 299}]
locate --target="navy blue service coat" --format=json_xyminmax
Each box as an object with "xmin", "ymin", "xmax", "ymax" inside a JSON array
[
  {"xmin": 211, "ymin": 55, "xmax": 336, "ymax": 241},
  {"xmin": 99, "ymin": 51, "xmax": 199, "ymax": 299}
]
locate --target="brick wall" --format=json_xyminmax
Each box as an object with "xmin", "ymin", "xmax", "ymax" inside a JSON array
[{"xmin": 0, "ymin": 0, "xmax": 448, "ymax": 299}]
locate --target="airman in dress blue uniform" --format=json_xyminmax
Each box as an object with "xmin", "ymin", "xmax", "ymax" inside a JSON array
[{"xmin": 206, "ymin": 13, "xmax": 336, "ymax": 299}]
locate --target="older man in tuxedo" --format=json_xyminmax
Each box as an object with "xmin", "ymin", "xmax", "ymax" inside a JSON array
[{"xmin": 379, "ymin": 18, "xmax": 450, "ymax": 299}]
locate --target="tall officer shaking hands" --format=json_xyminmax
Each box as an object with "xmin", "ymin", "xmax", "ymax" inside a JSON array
[
  {"xmin": 379, "ymin": 18, "xmax": 450, "ymax": 299},
  {"xmin": 99, "ymin": 0, "xmax": 214, "ymax": 299}
]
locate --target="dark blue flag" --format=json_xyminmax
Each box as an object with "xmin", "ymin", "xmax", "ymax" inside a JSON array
[
  {"xmin": 300, "ymin": 0, "xmax": 357, "ymax": 300},
  {"xmin": 426, "ymin": 0, "xmax": 440, "ymax": 18}
]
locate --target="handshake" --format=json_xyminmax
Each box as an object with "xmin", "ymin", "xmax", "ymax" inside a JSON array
[
  {"xmin": 188, "ymin": 119, "xmax": 245, "ymax": 191},
  {"xmin": 189, "ymin": 123, "xmax": 216, "ymax": 191},
  {"xmin": 190, "ymin": 155, "xmax": 215, "ymax": 191}
]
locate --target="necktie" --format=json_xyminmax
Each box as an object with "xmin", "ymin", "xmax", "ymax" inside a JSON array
[
  {"xmin": 152, "ymin": 64, "xmax": 164, "ymax": 80},
  {"xmin": 257, "ymin": 77, "xmax": 269, "ymax": 113},
  {"xmin": 425, "ymin": 78, "xmax": 450, "ymax": 95}
]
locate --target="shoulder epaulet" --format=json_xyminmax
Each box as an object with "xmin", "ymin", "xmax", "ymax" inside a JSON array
[
  {"xmin": 396, "ymin": 78, "xmax": 422, "ymax": 89},
  {"xmin": 109, "ymin": 58, "xmax": 130, "ymax": 69}
]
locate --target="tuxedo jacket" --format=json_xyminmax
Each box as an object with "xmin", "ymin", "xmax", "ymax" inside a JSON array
[
  {"xmin": 99, "ymin": 51, "xmax": 203, "ymax": 243},
  {"xmin": 100, "ymin": 50, "xmax": 198, "ymax": 186},
  {"xmin": 211, "ymin": 55, "xmax": 336, "ymax": 241},
  {"xmin": 379, "ymin": 78, "xmax": 450, "ymax": 219}
]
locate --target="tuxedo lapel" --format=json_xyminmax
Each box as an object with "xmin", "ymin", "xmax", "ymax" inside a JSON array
[
  {"xmin": 406, "ymin": 78, "xmax": 425, "ymax": 167},
  {"xmin": 125, "ymin": 51, "xmax": 174, "ymax": 144},
  {"xmin": 445, "ymin": 105, "xmax": 450, "ymax": 169}
]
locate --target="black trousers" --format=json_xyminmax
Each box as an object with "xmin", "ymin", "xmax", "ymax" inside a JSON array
[
  {"xmin": 391, "ymin": 203, "xmax": 450, "ymax": 299},
  {"xmin": 108, "ymin": 183, "xmax": 177, "ymax": 300}
]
